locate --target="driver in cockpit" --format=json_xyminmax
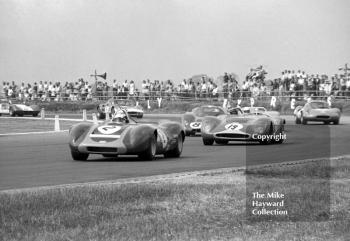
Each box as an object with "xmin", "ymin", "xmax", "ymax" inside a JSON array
[{"xmin": 112, "ymin": 109, "xmax": 129, "ymax": 123}]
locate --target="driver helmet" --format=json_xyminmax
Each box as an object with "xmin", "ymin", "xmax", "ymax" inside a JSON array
[{"xmin": 112, "ymin": 109, "xmax": 128, "ymax": 123}]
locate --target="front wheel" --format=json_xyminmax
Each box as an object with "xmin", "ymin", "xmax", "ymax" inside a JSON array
[
  {"xmin": 295, "ymin": 116, "xmax": 301, "ymax": 124},
  {"xmin": 333, "ymin": 119, "xmax": 339, "ymax": 125},
  {"xmin": 301, "ymin": 113, "xmax": 307, "ymax": 125},
  {"xmin": 139, "ymin": 135, "xmax": 156, "ymax": 160},
  {"xmin": 203, "ymin": 137, "xmax": 214, "ymax": 145},
  {"xmin": 71, "ymin": 151, "xmax": 89, "ymax": 161},
  {"xmin": 164, "ymin": 134, "xmax": 183, "ymax": 158}
]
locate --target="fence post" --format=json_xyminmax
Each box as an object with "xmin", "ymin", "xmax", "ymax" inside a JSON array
[
  {"xmin": 54, "ymin": 115, "xmax": 60, "ymax": 131},
  {"xmin": 40, "ymin": 108, "xmax": 45, "ymax": 119},
  {"xmin": 82, "ymin": 109, "xmax": 87, "ymax": 121},
  {"xmin": 92, "ymin": 113, "xmax": 98, "ymax": 124}
]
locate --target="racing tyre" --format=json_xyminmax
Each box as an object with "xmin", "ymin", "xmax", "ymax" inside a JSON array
[
  {"xmin": 301, "ymin": 113, "xmax": 307, "ymax": 125},
  {"xmin": 71, "ymin": 151, "xmax": 89, "ymax": 161},
  {"xmin": 259, "ymin": 123, "xmax": 273, "ymax": 145},
  {"xmin": 324, "ymin": 121, "xmax": 330, "ymax": 125},
  {"xmin": 9, "ymin": 109, "xmax": 15, "ymax": 117},
  {"xmin": 33, "ymin": 113, "xmax": 38, "ymax": 117},
  {"xmin": 139, "ymin": 135, "xmax": 156, "ymax": 160},
  {"xmin": 295, "ymin": 117, "xmax": 301, "ymax": 124},
  {"xmin": 164, "ymin": 134, "xmax": 183, "ymax": 158},
  {"xmin": 333, "ymin": 119, "xmax": 339, "ymax": 125},
  {"xmin": 215, "ymin": 139, "xmax": 228, "ymax": 145},
  {"xmin": 203, "ymin": 137, "xmax": 214, "ymax": 145}
]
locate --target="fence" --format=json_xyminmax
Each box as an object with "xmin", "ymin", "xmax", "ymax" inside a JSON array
[{"xmin": 3, "ymin": 90, "xmax": 350, "ymax": 103}]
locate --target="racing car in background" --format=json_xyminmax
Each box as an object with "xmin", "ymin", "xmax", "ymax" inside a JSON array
[
  {"xmin": 97, "ymin": 103, "xmax": 144, "ymax": 119},
  {"xmin": 294, "ymin": 101, "xmax": 341, "ymax": 125},
  {"xmin": 201, "ymin": 107, "xmax": 285, "ymax": 145},
  {"xmin": 0, "ymin": 101, "xmax": 40, "ymax": 117},
  {"xmin": 69, "ymin": 108, "xmax": 185, "ymax": 161},
  {"xmin": 241, "ymin": 106, "xmax": 280, "ymax": 117},
  {"xmin": 182, "ymin": 105, "xmax": 229, "ymax": 136}
]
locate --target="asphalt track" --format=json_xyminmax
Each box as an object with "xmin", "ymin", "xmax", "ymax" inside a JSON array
[{"xmin": 0, "ymin": 115, "xmax": 350, "ymax": 191}]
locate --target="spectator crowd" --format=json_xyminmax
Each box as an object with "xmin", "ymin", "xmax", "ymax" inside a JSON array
[{"xmin": 2, "ymin": 67, "xmax": 350, "ymax": 103}]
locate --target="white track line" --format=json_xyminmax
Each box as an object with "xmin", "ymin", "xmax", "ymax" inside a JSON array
[{"xmin": 1, "ymin": 155, "xmax": 349, "ymax": 194}]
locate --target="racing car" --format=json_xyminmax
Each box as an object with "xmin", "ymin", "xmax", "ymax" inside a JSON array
[
  {"xmin": 69, "ymin": 108, "xmax": 185, "ymax": 161},
  {"xmin": 97, "ymin": 103, "xmax": 143, "ymax": 119},
  {"xmin": 182, "ymin": 105, "xmax": 229, "ymax": 136},
  {"xmin": 241, "ymin": 106, "xmax": 280, "ymax": 117},
  {"xmin": 294, "ymin": 101, "xmax": 341, "ymax": 125},
  {"xmin": 201, "ymin": 108, "xmax": 285, "ymax": 145},
  {"xmin": 5, "ymin": 101, "xmax": 40, "ymax": 117}
]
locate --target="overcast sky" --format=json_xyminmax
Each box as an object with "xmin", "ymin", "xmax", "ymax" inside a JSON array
[{"xmin": 0, "ymin": 0, "xmax": 349, "ymax": 85}]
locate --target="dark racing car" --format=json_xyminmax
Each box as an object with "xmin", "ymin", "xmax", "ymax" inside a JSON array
[
  {"xmin": 182, "ymin": 105, "xmax": 228, "ymax": 136},
  {"xmin": 69, "ymin": 108, "xmax": 185, "ymax": 161},
  {"xmin": 201, "ymin": 108, "xmax": 285, "ymax": 145}
]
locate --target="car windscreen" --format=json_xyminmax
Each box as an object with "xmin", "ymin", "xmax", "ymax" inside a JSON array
[
  {"xmin": 193, "ymin": 107, "xmax": 225, "ymax": 117},
  {"xmin": 309, "ymin": 102, "xmax": 329, "ymax": 109}
]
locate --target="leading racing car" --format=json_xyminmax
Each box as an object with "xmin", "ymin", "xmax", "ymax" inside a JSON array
[
  {"xmin": 182, "ymin": 105, "xmax": 229, "ymax": 136},
  {"xmin": 69, "ymin": 108, "xmax": 185, "ymax": 161},
  {"xmin": 294, "ymin": 101, "xmax": 341, "ymax": 125},
  {"xmin": 201, "ymin": 107, "xmax": 286, "ymax": 145}
]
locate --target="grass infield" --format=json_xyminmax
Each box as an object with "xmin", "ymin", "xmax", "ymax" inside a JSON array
[
  {"xmin": 0, "ymin": 158, "xmax": 349, "ymax": 241},
  {"xmin": 0, "ymin": 119, "xmax": 78, "ymax": 134}
]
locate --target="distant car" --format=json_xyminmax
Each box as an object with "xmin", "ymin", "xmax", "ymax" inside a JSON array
[
  {"xmin": 201, "ymin": 109, "xmax": 285, "ymax": 145},
  {"xmin": 241, "ymin": 106, "xmax": 280, "ymax": 117},
  {"xmin": 294, "ymin": 101, "xmax": 341, "ymax": 125},
  {"xmin": 182, "ymin": 105, "xmax": 229, "ymax": 136},
  {"xmin": 69, "ymin": 108, "xmax": 185, "ymax": 161},
  {"xmin": 97, "ymin": 103, "xmax": 143, "ymax": 119},
  {"xmin": 6, "ymin": 102, "xmax": 40, "ymax": 117}
]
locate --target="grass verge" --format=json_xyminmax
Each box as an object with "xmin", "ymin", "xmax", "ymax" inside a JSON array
[
  {"xmin": 0, "ymin": 119, "xmax": 78, "ymax": 134},
  {"xmin": 0, "ymin": 158, "xmax": 349, "ymax": 241}
]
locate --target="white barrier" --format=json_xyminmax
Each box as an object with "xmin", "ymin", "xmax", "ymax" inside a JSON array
[
  {"xmin": 270, "ymin": 96, "xmax": 276, "ymax": 108},
  {"xmin": 157, "ymin": 97, "xmax": 162, "ymax": 108},
  {"xmin": 291, "ymin": 98, "xmax": 296, "ymax": 110},
  {"xmin": 41, "ymin": 108, "xmax": 45, "ymax": 119},
  {"xmin": 237, "ymin": 99, "xmax": 242, "ymax": 107},
  {"xmin": 223, "ymin": 99, "xmax": 228, "ymax": 108},
  {"xmin": 92, "ymin": 113, "xmax": 98, "ymax": 124},
  {"xmin": 54, "ymin": 115, "xmax": 60, "ymax": 131},
  {"xmin": 82, "ymin": 109, "xmax": 87, "ymax": 121},
  {"xmin": 250, "ymin": 97, "xmax": 255, "ymax": 107}
]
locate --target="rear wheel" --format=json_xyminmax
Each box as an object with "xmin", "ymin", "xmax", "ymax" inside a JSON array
[
  {"xmin": 71, "ymin": 151, "xmax": 89, "ymax": 161},
  {"xmin": 9, "ymin": 109, "xmax": 15, "ymax": 117},
  {"xmin": 139, "ymin": 135, "xmax": 156, "ymax": 160},
  {"xmin": 301, "ymin": 113, "xmax": 307, "ymax": 125},
  {"xmin": 164, "ymin": 134, "xmax": 183, "ymax": 158}
]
